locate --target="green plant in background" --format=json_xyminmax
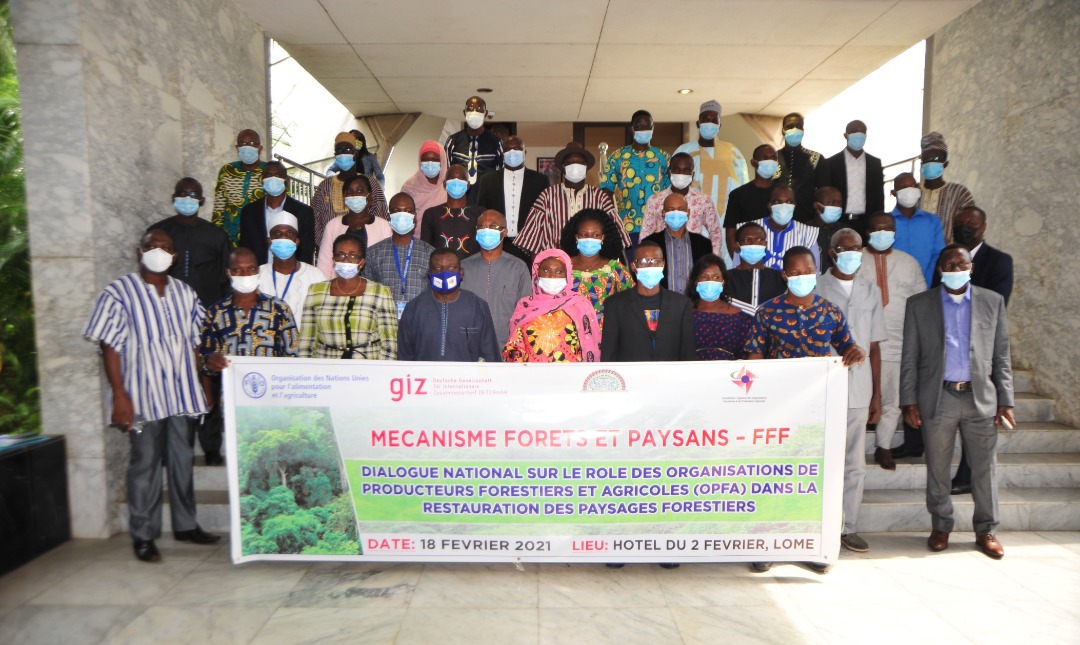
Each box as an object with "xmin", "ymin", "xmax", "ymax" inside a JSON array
[{"xmin": 0, "ymin": 4, "xmax": 39, "ymax": 436}]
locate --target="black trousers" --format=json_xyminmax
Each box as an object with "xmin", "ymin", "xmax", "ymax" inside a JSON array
[{"xmin": 197, "ymin": 375, "xmax": 223, "ymax": 456}]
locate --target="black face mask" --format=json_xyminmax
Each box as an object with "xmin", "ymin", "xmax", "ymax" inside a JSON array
[{"xmin": 953, "ymin": 225, "xmax": 980, "ymax": 247}]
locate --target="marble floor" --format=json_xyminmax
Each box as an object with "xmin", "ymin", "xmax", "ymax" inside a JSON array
[{"xmin": 2, "ymin": 532, "xmax": 1080, "ymax": 644}]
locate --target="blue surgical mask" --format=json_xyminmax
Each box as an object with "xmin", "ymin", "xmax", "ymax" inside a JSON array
[
  {"xmin": 698, "ymin": 122, "xmax": 720, "ymax": 140},
  {"xmin": 633, "ymin": 130, "xmax": 654, "ymax": 145},
  {"xmin": 430, "ymin": 270, "xmax": 460, "ymax": 293},
  {"xmin": 420, "ymin": 160, "xmax": 441, "ymax": 178},
  {"xmin": 846, "ymin": 132, "xmax": 866, "ymax": 151},
  {"xmin": 868, "ymin": 230, "xmax": 895, "ymax": 252},
  {"xmin": 783, "ymin": 128, "xmax": 804, "ymax": 147},
  {"xmin": 262, "ymin": 176, "xmax": 286, "ymax": 197},
  {"xmin": 335, "ymin": 153, "xmax": 356, "ymax": 172},
  {"xmin": 835, "ymin": 251, "xmax": 863, "ymax": 275},
  {"xmin": 820, "ymin": 205, "xmax": 842, "ymax": 224},
  {"xmin": 334, "ymin": 262, "xmax": 360, "ymax": 280},
  {"xmin": 756, "ymin": 159, "xmax": 779, "ymax": 179},
  {"xmin": 739, "ymin": 245, "xmax": 767, "ymax": 265},
  {"xmin": 344, "ymin": 195, "xmax": 368, "ymax": 213},
  {"xmin": 173, "ymin": 196, "xmax": 200, "ymax": 217},
  {"xmin": 787, "ymin": 273, "xmax": 817, "ymax": 297},
  {"xmin": 771, "ymin": 203, "xmax": 795, "ymax": 227},
  {"xmin": 921, "ymin": 161, "xmax": 944, "ymax": 180},
  {"xmin": 636, "ymin": 266, "xmax": 664, "ymax": 289},
  {"xmin": 270, "ymin": 239, "xmax": 297, "ymax": 260},
  {"xmin": 238, "ymin": 145, "xmax": 260, "ymax": 165},
  {"xmin": 503, "ymin": 149, "xmax": 525, "ymax": 167},
  {"xmin": 446, "ymin": 178, "xmax": 469, "ymax": 199},
  {"xmin": 695, "ymin": 280, "xmax": 724, "ymax": 302},
  {"xmin": 664, "ymin": 211, "xmax": 689, "ymax": 231},
  {"xmin": 940, "ymin": 270, "xmax": 971, "ymax": 290},
  {"xmin": 576, "ymin": 238, "xmax": 602, "ymax": 257},
  {"xmin": 390, "ymin": 212, "xmax": 415, "ymax": 235},
  {"xmin": 475, "ymin": 228, "xmax": 502, "ymax": 251}
]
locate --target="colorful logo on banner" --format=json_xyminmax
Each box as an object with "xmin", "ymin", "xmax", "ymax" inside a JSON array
[
  {"xmin": 730, "ymin": 366, "xmax": 756, "ymax": 394},
  {"xmin": 582, "ymin": 369, "xmax": 626, "ymax": 392}
]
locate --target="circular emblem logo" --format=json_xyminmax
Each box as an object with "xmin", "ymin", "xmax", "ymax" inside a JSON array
[
  {"xmin": 242, "ymin": 372, "xmax": 268, "ymax": 399},
  {"xmin": 582, "ymin": 369, "xmax": 626, "ymax": 392}
]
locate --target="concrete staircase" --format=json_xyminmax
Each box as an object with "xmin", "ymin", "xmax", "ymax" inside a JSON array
[
  {"xmin": 859, "ymin": 369, "xmax": 1080, "ymax": 531},
  {"xmin": 125, "ymin": 371, "xmax": 1079, "ymax": 534}
]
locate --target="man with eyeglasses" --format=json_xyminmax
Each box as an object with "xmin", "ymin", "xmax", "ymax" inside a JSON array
[{"xmin": 462, "ymin": 210, "xmax": 532, "ymax": 347}]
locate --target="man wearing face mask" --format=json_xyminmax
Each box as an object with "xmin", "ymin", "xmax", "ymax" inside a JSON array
[
  {"xmin": 601, "ymin": 240, "xmax": 696, "ymax": 362},
  {"xmin": 901, "ymin": 245, "xmax": 1014, "ymax": 560},
  {"xmin": 740, "ymin": 185, "xmax": 820, "ymax": 270},
  {"xmin": 825, "ymin": 120, "xmax": 884, "ymax": 241},
  {"xmin": 600, "ymin": 110, "xmax": 671, "ymax": 249},
  {"xmin": 728, "ymin": 222, "xmax": 786, "ymax": 316},
  {"xmin": 516, "ymin": 142, "xmax": 630, "ymax": 255},
  {"xmin": 462, "ymin": 210, "xmax": 532, "ymax": 347},
  {"xmin": 890, "ymin": 172, "xmax": 945, "ymax": 285},
  {"xmin": 777, "ymin": 113, "xmax": 830, "ymax": 225},
  {"xmin": 724, "ymin": 145, "xmax": 779, "ymax": 263},
  {"xmin": 476, "ymin": 136, "xmax": 549, "ymax": 264},
  {"xmin": 639, "ymin": 152, "xmax": 722, "ymax": 256},
  {"xmin": 860, "ymin": 211, "xmax": 928, "ymax": 470},
  {"xmin": 84, "ymin": 229, "xmax": 218, "ymax": 562},
  {"xmin": 364, "ymin": 193, "xmax": 435, "ymax": 319},
  {"xmin": 212, "ymin": 129, "xmax": 266, "ymax": 246},
  {"xmin": 812, "ymin": 186, "xmax": 846, "ymax": 272},
  {"xmin": 238, "ymin": 160, "xmax": 316, "ymax": 264},
  {"xmin": 643, "ymin": 193, "xmax": 712, "ymax": 293},
  {"xmin": 674, "ymin": 100, "xmax": 749, "ymax": 257},
  {"xmin": 313, "ymin": 132, "xmax": 390, "ymax": 244},
  {"xmin": 445, "ymin": 96, "xmax": 504, "ymax": 205},
  {"xmin": 814, "ymin": 229, "xmax": 886, "ymax": 553},
  {"xmin": 420, "ymin": 165, "xmax": 482, "ymax": 258},
  {"xmin": 257, "ymin": 212, "xmax": 327, "ymax": 316},
  {"xmin": 397, "ymin": 248, "xmax": 501, "ymax": 362},
  {"xmin": 918, "ymin": 132, "xmax": 975, "ymax": 243},
  {"xmin": 148, "ymin": 177, "xmax": 231, "ymax": 308}
]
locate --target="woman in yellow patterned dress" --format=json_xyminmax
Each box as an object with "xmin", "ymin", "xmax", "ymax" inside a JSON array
[
  {"xmin": 559, "ymin": 208, "xmax": 635, "ymax": 330},
  {"xmin": 503, "ymin": 249, "xmax": 601, "ymax": 363}
]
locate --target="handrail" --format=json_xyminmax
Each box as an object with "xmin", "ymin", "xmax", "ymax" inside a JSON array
[{"xmin": 273, "ymin": 153, "xmax": 329, "ymax": 180}]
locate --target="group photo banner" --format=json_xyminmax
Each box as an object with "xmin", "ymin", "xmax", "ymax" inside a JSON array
[{"xmin": 223, "ymin": 357, "xmax": 849, "ymax": 565}]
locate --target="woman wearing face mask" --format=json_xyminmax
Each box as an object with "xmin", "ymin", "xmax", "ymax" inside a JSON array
[
  {"xmin": 316, "ymin": 175, "xmax": 392, "ymax": 279},
  {"xmin": 299, "ymin": 234, "xmax": 397, "ymax": 359},
  {"xmin": 685, "ymin": 255, "xmax": 752, "ymax": 360},
  {"xmin": 559, "ymin": 209, "xmax": 634, "ymax": 329},
  {"xmin": 401, "ymin": 140, "xmax": 448, "ymax": 237},
  {"xmin": 503, "ymin": 249, "xmax": 601, "ymax": 363},
  {"xmin": 420, "ymin": 164, "xmax": 482, "ymax": 258}
]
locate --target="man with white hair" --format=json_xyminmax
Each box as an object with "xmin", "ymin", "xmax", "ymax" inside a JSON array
[{"xmin": 257, "ymin": 211, "xmax": 327, "ymax": 316}]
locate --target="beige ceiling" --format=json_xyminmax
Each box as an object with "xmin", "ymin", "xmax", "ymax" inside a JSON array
[{"xmin": 235, "ymin": 0, "xmax": 981, "ymax": 122}]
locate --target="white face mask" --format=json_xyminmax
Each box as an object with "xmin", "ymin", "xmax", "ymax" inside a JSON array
[
  {"xmin": 564, "ymin": 163, "xmax": 587, "ymax": 183},
  {"xmin": 230, "ymin": 274, "xmax": 260, "ymax": 294},
  {"xmin": 140, "ymin": 247, "xmax": 174, "ymax": 273},
  {"xmin": 537, "ymin": 277, "xmax": 567, "ymax": 295},
  {"xmin": 670, "ymin": 173, "xmax": 693, "ymax": 190},
  {"xmin": 464, "ymin": 110, "xmax": 485, "ymax": 129},
  {"xmin": 896, "ymin": 186, "xmax": 922, "ymax": 208}
]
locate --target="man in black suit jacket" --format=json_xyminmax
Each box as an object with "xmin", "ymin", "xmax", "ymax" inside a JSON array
[
  {"xmin": 643, "ymin": 193, "xmax": 712, "ymax": 291},
  {"xmin": 826, "ymin": 120, "xmax": 884, "ymax": 240},
  {"xmin": 238, "ymin": 161, "xmax": 316, "ymax": 264},
  {"xmin": 601, "ymin": 240, "xmax": 696, "ymax": 361},
  {"xmin": 476, "ymin": 136, "xmax": 548, "ymax": 263}
]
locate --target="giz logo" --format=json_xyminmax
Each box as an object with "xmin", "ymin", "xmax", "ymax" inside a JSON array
[{"xmin": 390, "ymin": 374, "xmax": 428, "ymax": 402}]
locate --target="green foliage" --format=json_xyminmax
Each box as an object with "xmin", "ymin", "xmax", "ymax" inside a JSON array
[
  {"xmin": 236, "ymin": 407, "xmax": 360, "ymax": 556},
  {"xmin": 0, "ymin": 5, "xmax": 38, "ymax": 436}
]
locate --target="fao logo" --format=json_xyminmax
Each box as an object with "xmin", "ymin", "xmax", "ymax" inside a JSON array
[{"xmin": 242, "ymin": 372, "xmax": 268, "ymax": 399}]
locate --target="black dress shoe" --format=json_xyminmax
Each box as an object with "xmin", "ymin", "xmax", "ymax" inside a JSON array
[
  {"xmin": 605, "ymin": 563, "xmax": 625, "ymax": 568},
  {"xmin": 658, "ymin": 563, "xmax": 680, "ymax": 569},
  {"xmin": 891, "ymin": 446, "xmax": 923, "ymax": 459},
  {"xmin": 950, "ymin": 481, "xmax": 972, "ymax": 495},
  {"xmin": 174, "ymin": 526, "xmax": 221, "ymax": 545},
  {"xmin": 134, "ymin": 539, "xmax": 161, "ymax": 562},
  {"xmin": 204, "ymin": 452, "xmax": 224, "ymax": 466}
]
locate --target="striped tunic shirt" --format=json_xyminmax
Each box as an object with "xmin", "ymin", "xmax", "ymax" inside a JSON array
[
  {"xmin": 515, "ymin": 184, "xmax": 631, "ymax": 255},
  {"xmin": 83, "ymin": 274, "xmax": 208, "ymax": 421}
]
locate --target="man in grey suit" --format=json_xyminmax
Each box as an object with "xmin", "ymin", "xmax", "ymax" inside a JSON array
[{"xmin": 900, "ymin": 244, "xmax": 1014, "ymax": 559}]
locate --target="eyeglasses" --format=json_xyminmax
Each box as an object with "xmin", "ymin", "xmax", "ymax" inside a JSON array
[
  {"xmin": 634, "ymin": 258, "xmax": 665, "ymax": 267},
  {"xmin": 833, "ymin": 245, "xmax": 862, "ymax": 253},
  {"xmin": 477, "ymin": 224, "xmax": 505, "ymax": 231},
  {"xmin": 333, "ymin": 252, "xmax": 363, "ymax": 261}
]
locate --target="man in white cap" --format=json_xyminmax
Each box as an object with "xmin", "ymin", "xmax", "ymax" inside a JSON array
[
  {"xmin": 675, "ymin": 99, "xmax": 749, "ymax": 265},
  {"xmin": 258, "ymin": 211, "xmax": 327, "ymax": 316}
]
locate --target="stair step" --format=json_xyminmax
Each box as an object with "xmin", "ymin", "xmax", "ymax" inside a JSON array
[
  {"xmin": 1015, "ymin": 392, "xmax": 1055, "ymax": 423},
  {"xmin": 118, "ymin": 490, "xmax": 231, "ymax": 534},
  {"xmin": 1013, "ymin": 369, "xmax": 1035, "ymax": 395},
  {"xmin": 858, "ymin": 487, "xmax": 1080, "ymax": 531},
  {"xmin": 862, "ymin": 453, "xmax": 1080, "ymax": 490},
  {"xmin": 864, "ymin": 422, "xmax": 1080, "ymax": 454},
  {"xmin": 192, "ymin": 457, "xmax": 229, "ymax": 491}
]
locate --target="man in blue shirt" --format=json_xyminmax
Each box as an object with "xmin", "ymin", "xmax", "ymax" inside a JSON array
[{"xmin": 890, "ymin": 172, "xmax": 945, "ymax": 285}]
